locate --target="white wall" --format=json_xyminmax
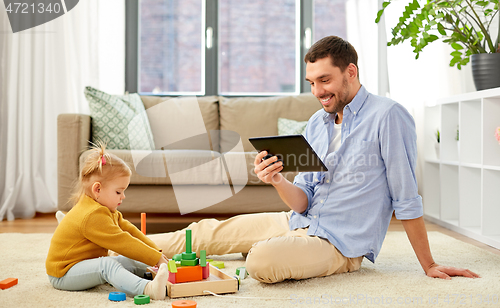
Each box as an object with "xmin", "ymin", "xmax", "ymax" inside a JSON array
[{"xmin": 381, "ymin": 0, "xmax": 477, "ymax": 196}]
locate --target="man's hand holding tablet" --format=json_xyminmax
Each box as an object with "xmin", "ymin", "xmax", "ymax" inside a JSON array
[{"xmin": 253, "ymin": 150, "xmax": 284, "ymax": 185}]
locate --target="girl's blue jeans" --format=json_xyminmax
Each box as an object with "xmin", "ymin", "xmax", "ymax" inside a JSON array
[{"xmin": 48, "ymin": 256, "xmax": 150, "ymax": 296}]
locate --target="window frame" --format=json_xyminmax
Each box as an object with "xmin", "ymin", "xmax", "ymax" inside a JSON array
[{"xmin": 126, "ymin": 0, "xmax": 313, "ymax": 96}]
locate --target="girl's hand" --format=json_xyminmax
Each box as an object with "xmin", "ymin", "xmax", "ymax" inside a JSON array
[{"xmin": 156, "ymin": 254, "xmax": 169, "ymax": 267}]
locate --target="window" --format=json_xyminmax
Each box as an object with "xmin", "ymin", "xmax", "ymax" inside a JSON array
[
  {"xmin": 313, "ymin": 0, "xmax": 348, "ymax": 42},
  {"xmin": 127, "ymin": 0, "xmax": 349, "ymax": 96},
  {"xmin": 139, "ymin": 0, "xmax": 204, "ymax": 94},
  {"xmin": 219, "ymin": 0, "xmax": 297, "ymax": 95}
]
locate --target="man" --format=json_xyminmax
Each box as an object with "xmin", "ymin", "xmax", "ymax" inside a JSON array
[{"xmin": 149, "ymin": 36, "xmax": 479, "ymax": 283}]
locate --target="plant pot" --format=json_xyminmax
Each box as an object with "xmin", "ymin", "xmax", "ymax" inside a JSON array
[
  {"xmin": 435, "ymin": 143, "xmax": 440, "ymax": 160},
  {"xmin": 471, "ymin": 53, "xmax": 500, "ymax": 91}
]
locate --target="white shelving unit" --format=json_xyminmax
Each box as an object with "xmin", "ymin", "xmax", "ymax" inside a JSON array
[{"xmin": 424, "ymin": 87, "xmax": 500, "ymax": 249}]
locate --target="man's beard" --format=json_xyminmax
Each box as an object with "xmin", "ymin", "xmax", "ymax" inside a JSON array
[{"xmin": 323, "ymin": 76, "xmax": 349, "ymax": 114}]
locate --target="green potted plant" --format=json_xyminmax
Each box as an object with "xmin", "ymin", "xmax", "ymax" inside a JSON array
[
  {"xmin": 376, "ymin": 0, "xmax": 500, "ymax": 91},
  {"xmin": 435, "ymin": 128, "xmax": 441, "ymax": 159}
]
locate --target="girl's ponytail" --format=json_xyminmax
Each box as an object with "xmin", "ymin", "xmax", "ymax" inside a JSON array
[{"xmin": 70, "ymin": 140, "xmax": 131, "ymax": 205}]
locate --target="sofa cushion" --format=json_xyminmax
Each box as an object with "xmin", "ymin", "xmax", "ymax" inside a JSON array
[
  {"xmin": 140, "ymin": 96, "xmax": 220, "ymax": 152},
  {"xmin": 84, "ymin": 87, "xmax": 154, "ymax": 150},
  {"xmin": 219, "ymin": 93, "xmax": 320, "ymax": 152},
  {"xmin": 80, "ymin": 149, "xmax": 224, "ymax": 185},
  {"xmin": 278, "ymin": 118, "xmax": 307, "ymax": 136}
]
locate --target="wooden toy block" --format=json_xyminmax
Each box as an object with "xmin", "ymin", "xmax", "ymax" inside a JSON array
[
  {"xmin": 179, "ymin": 229, "xmax": 198, "ymax": 263},
  {"xmin": 181, "ymin": 259, "xmax": 199, "ymax": 266},
  {"xmin": 141, "ymin": 213, "xmax": 146, "ymax": 235},
  {"xmin": 202, "ymin": 265, "xmax": 210, "ymax": 279},
  {"xmin": 0, "ymin": 278, "xmax": 18, "ymax": 290},
  {"xmin": 200, "ymin": 250, "xmax": 206, "ymax": 267},
  {"xmin": 185, "ymin": 229, "xmax": 192, "ymax": 253},
  {"xmin": 168, "ymin": 260, "xmax": 177, "ymax": 273},
  {"xmin": 181, "ymin": 252, "xmax": 197, "ymax": 260},
  {"xmin": 209, "ymin": 260, "xmax": 224, "ymax": 269},
  {"xmin": 173, "ymin": 254, "xmax": 182, "ymax": 261},
  {"xmin": 169, "ymin": 265, "xmax": 237, "ymax": 298},
  {"xmin": 168, "ymin": 272, "xmax": 177, "ymax": 284},
  {"xmin": 148, "ymin": 265, "xmax": 238, "ymax": 298},
  {"xmin": 178, "ymin": 265, "xmax": 203, "ymax": 283},
  {"xmin": 147, "ymin": 228, "xmax": 237, "ymax": 297},
  {"xmin": 168, "ymin": 265, "xmax": 203, "ymax": 284},
  {"xmin": 236, "ymin": 267, "xmax": 248, "ymax": 280}
]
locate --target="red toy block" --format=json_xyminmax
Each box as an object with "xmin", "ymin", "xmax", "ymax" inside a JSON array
[
  {"xmin": 202, "ymin": 265, "xmax": 210, "ymax": 279},
  {"xmin": 0, "ymin": 278, "xmax": 18, "ymax": 290},
  {"xmin": 168, "ymin": 272, "xmax": 177, "ymax": 284}
]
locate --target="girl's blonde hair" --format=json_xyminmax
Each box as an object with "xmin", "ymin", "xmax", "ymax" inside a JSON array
[{"xmin": 71, "ymin": 141, "xmax": 132, "ymax": 204}]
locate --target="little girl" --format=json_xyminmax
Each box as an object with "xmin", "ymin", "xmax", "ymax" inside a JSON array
[{"xmin": 46, "ymin": 143, "xmax": 169, "ymax": 300}]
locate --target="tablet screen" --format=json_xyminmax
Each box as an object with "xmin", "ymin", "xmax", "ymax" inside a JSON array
[{"xmin": 249, "ymin": 135, "xmax": 328, "ymax": 172}]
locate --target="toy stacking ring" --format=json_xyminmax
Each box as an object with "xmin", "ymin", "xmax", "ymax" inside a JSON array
[
  {"xmin": 108, "ymin": 292, "xmax": 126, "ymax": 301},
  {"xmin": 172, "ymin": 300, "xmax": 197, "ymax": 308},
  {"xmin": 134, "ymin": 294, "xmax": 150, "ymax": 305}
]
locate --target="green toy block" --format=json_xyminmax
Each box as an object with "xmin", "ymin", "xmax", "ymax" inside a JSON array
[
  {"xmin": 200, "ymin": 250, "xmax": 207, "ymax": 267},
  {"xmin": 209, "ymin": 261, "xmax": 224, "ymax": 269},
  {"xmin": 236, "ymin": 267, "xmax": 247, "ymax": 276},
  {"xmin": 168, "ymin": 260, "xmax": 177, "ymax": 273},
  {"xmin": 181, "ymin": 251, "xmax": 197, "ymax": 260},
  {"xmin": 181, "ymin": 259, "xmax": 199, "ymax": 266},
  {"xmin": 207, "ymin": 259, "xmax": 213, "ymax": 263},
  {"xmin": 172, "ymin": 254, "xmax": 182, "ymax": 261},
  {"xmin": 236, "ymin": 267, "xmax": 248, "ymax": 280},
  {"xmin": 186, "ymin": 229, "xmax": 192, "ymax": 253}
]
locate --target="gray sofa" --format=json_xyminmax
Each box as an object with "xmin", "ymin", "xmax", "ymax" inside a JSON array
[{"xmin": 57, "ymin": 94, "xmax": 321, "ymax": 215}]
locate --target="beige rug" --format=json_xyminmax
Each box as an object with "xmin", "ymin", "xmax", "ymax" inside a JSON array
[{"xmin": 1, "ymin": 232, "xmax": 499, "ymax": 307}]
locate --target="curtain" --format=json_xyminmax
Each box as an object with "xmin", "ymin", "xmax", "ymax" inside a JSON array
[
  {"xmin": 0, "ymin": 1, "xmax": 103, "ymax": 221},
  {"xmin": 345, "ymin": 0, "xmax": 390, "ymax": 97}
]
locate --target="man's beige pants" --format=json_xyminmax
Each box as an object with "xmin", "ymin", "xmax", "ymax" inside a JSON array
[{"xmin": 148, "ymin": 211, "xmax": 362, "ymax": 283}]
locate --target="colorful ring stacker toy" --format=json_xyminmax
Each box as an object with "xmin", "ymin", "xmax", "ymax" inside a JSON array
[
  {"xmin": 134, "ymin": 294, "xmax": 150, "ymax": 305},
  {"xmin": 171, "ymin": 300, "xmax": 197, "ymax": 308},
  {"xmin": 108, "ymin": 292, "xmax": 126, "ymax": 301}
]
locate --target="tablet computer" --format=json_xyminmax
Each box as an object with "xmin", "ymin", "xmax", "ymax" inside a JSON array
[{"xmin": 249, "ymin": 135, "xmax": 328, "ymax": 172}]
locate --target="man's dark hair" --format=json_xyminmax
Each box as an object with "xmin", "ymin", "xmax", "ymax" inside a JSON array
[{"xmin": 304, "ymin": 36, "xmax": 359, "ymax": 76}]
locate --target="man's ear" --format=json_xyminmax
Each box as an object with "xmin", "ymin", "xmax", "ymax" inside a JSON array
[
  {"xmin": 346, "ymin": 63, "xmax": 358, "ymax": 80},
  {"xmin": 91, "ymin": 182, "xmax": 101, "ymax": 199}
]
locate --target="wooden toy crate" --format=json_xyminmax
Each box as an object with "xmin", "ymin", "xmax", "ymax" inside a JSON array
[{"xmin": 148, "ymin": 264, "xmax": 238, "ymax": 298}]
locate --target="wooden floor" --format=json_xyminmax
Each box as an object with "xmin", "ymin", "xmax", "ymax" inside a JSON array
[{"xmin": 1, "ymin": 212, "xmax": 499, "ymax": 256}]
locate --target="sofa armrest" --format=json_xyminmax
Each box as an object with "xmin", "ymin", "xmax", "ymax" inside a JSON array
[{"xmin": 57, "ymin": 114, "xmax": 91, "ymax": 211}]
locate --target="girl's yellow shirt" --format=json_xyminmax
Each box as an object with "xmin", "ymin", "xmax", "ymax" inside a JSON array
[{"xmin": 46, "ymin": 195, "xmax": 162, "ymax": 278}]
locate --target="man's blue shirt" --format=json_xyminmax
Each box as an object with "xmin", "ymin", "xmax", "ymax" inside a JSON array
[{"xmin": 290, "ymin": 85, "xmax": 423, "ymax": 263}]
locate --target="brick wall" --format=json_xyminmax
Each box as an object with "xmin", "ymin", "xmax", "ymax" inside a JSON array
[{"xmin": 139, "ymin": 0, "xmax": 347, "ymax": 94}]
